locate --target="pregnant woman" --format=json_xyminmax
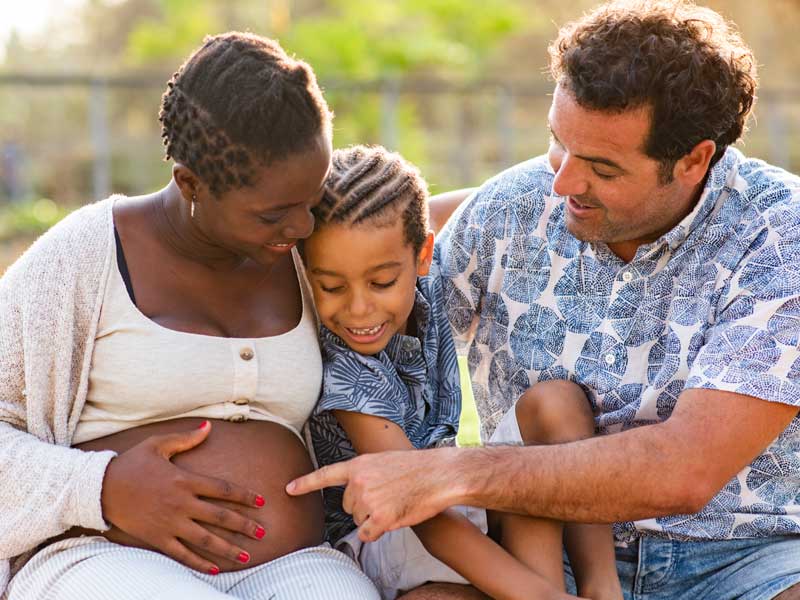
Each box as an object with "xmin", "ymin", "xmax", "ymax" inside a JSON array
[{"xmin": 0, "ymin": 32, "xmax": 379, "ymax": 600}]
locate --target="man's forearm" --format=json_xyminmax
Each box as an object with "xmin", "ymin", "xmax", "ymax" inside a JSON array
[
  {"xmin": 448, "ymin": 420, "xmax": 711, "ymax": 523},
  {"xmin": 287, "ymin": 378, "xmax": 797, "ymax": 541}
]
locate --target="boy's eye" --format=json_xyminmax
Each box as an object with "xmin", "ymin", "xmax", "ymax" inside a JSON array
[
  {"xmin": 259, "ymin": 214, "xmax": 283, "ymax": 225},
  {"xmin": 373, "ymin": 279, "xmax": 398, "ymax": 289},
  {"xmin": 320, "ymin": 284, "xmax": 344, "ymax": 293}
]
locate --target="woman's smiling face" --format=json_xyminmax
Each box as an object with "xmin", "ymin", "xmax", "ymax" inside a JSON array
[{"xmin": 188, "ymin": 133, "xmax": 332, "ymax": 268}]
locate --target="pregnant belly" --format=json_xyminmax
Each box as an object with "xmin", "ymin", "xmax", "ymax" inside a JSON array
[{"xmin": 69, "ymin": 417, "xmax": 324, "ymax": 571}]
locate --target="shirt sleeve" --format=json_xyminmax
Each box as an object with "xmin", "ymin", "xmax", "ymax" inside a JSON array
[
  {"xmin": 686, "ymin": 228, "xmax": 800, "ymax": 405},
  {"xmin": 0, "ymin": 209, "xmax": 117, "ymax": 560},
  {"xmin": 434, "ymin": 182, "xmax": 499, "ymax": 351},
  {"xmin": 316, "ymin": 349, "xmax": 411, "ymax": 431}
]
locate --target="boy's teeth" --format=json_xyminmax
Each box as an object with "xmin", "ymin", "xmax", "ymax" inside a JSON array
[{"xmin": 349, "ymin": 325, "xmax": 381, "ymax": 335}]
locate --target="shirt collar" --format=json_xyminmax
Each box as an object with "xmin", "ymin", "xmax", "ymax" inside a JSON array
[{"xmin": 660, "ymin": 146, "xmax": 741, "ymax": 252}]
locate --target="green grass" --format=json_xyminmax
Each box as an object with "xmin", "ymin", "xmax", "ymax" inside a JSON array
[
  {"xmin": 456, "ymin": 355, "xmax": 482, "ymax": 447},
  {"xmin": 0, "ymin": 199, "xmax": 71, "ymax": 241}
]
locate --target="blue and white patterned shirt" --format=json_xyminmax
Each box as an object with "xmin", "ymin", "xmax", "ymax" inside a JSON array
[
  {"xmin": 309, "ymin": 270, "xmax": 462, "ymax": 543},
  {"xmin": 435, "ymin": 148, "xmax": 800, "ymax": 542}
]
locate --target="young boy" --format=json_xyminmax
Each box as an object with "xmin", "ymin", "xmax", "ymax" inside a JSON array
[{"xmin": 304, "ymin": 145, "xmax": 621, "ymax": 600}]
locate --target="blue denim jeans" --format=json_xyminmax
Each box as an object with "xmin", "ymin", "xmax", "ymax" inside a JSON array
[{"xmin": 564, "ymin": 536, "xmax": 800, "ymax": 600}]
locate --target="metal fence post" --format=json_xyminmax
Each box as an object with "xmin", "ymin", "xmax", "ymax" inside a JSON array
[
  {"xmin": 380, "ymin": 79, "xmax": 400, "ymax": 151},
  {"xmin": 497, "ymin": 84, "xmax": 514, "ymax": 171},
  {"xmin": 89, "ymin": 79, "xmax": 111, "ymax": 201},
  {"xmin": 763, "ymin": 94, "xmax": 791, "ymax": 169}
]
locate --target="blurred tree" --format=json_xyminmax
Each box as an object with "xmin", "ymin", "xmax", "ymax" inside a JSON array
[
  {"xmin": 282, "ymin": 0, "xmax": 526, "ymax": 79},
  {"xmin": 1, "ymin": 0, "xmax": 799, "ymax": 205}
]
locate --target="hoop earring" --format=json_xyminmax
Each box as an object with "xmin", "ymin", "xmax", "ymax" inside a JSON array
[{"xmin": 191, "ymin": 194, "xmax": 196, "ymax": 218}]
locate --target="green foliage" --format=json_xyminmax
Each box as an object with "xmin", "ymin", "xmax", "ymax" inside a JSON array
[
  {"xmin": 125, "ymin": 0, "xmax": 219, "ymax": 65},
  {"xmin": 0, "ymin": 199, "xmax": 72, "ymax": 241},
  {"xmin": 284, "ymin": 0, "xmax": 526, "ymax": 80}
]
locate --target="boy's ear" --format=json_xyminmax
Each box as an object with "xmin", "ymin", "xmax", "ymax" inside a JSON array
[{"xmin": 416, "ymin": 231, "xmax": 435, "ymax": 276}]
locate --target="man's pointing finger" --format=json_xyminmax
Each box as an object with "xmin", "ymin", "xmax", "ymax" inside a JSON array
[{"xmin": 285, "ymin": 462, "xmax": 351, "ymax": 496}]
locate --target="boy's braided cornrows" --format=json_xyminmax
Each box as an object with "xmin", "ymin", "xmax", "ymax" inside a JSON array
[
  {"xmin": 314, "ymin": 145, "xmax": 429, "ymax": 254},
  {"xmin": 158, "ymin": 32, "xmax": 332, "ymax": 196}
]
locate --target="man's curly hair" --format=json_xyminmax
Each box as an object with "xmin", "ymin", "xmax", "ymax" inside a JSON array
[
  {"xmin": 159, "ymin": 32, "xmax": 332, "ymax": 196},
  {"xmin": 549, "ymin": 0, "xmax": 757, "ymax": 182}
]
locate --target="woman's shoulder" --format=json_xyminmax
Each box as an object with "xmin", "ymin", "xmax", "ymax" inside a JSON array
[{"xmin": 45, "ymin": 196, "xmax": 117, "ymax": 242}]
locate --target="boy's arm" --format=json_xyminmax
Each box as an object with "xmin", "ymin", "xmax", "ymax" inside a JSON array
[{"xmin": 333, "ymin": 410, "xmax": 577, "ymax": 600}]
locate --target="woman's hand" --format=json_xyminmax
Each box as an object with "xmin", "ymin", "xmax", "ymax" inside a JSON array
[{"xmin": 101, "ymin": 421, "xmax": 266, "ymax": 574}]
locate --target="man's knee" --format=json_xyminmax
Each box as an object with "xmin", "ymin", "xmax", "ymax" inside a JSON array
[
  {"xmin": 774, "ymin": 583, "xmax": 800, "ymax": 600},
  {"xmin": 397, "ymin": 583, "xmax": 489, "ymax": 599},
  {"xmin": 515, "ymin": 380, "xmax": 594, "ymax": 445}
]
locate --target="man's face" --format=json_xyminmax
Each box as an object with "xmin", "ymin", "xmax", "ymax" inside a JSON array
[{"xmin": 547, "ymin": 85, "xmax": 697, "ymax": 262}]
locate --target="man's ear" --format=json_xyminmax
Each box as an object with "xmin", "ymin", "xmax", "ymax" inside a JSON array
[
  {"xmin": 674, "ymin": 140, "xmax": 716, "ymax": 186},
  {"xmin": 416, "ymin": 231, "xmax": 435, "ymax": 276}
]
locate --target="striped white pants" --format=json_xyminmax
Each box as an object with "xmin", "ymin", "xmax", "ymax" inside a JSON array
[{"xmin": 5, "ymin": 537, "xmax": 380, "ymax": 600}]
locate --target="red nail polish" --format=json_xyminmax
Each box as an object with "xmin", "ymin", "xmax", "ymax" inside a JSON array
[
  {"xmin": 255, "ymin": 525, "xmax": 265, "ymax": 539},
  {"xmin": 197, "ymin": 420, "xmax": 209, "ymax": 430},
  {"xmin": 208, "ymin": 566, "xmax": 220, "ymax": 575},
  {"xmin": 254, "ymin": 494, "xmax": 265, "ymax": 507},
  {"xmin": 238, "ymin": 551, "xmax": 250, "ymax": 563}
]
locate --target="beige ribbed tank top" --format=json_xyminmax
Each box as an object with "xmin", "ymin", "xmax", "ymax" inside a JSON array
[{"xmin": 75, "ymin": 245, "xmax": 322, "ymax": 444}]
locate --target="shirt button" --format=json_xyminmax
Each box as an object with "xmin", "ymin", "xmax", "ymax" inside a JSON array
[
  {"xmin": 402, "ymin": 338, "xmax": 420, "ymax": 353},
  {"xmin": 229, "ymin": 414, "xmax": 247, "ymax": 423},
  {"xmin": 622, "ymin": 271, "xmax": 633, "ymax": 282},
  {"xmin": 233, "ymin": 397, "xmax": 250, "ymax": 406},
  {"xmin": 604, "ymin": 353, "xmax": 616, "ymax": 365},
  {"xmin": 239, "ymin": 348, "xmax": 254, "ymax": 361}
]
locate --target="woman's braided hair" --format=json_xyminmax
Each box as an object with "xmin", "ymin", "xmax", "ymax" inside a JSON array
[
  {"xmin": 313, "ymin": 145, "xmax": 430, "ymax": 254},
  {"xmin": 159, "ymin": 32, "xmax": 332, "ymax": 196}
]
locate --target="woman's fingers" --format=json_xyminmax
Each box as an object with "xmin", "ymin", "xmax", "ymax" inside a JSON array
[
  {"xmin": 178, "ymin": 521, "xmax": 253, "ymax": 567},
  {"xmin": 160, "ymin": 537, "xmax": 221, "ymax": 575},
  {"xmin": 190, "ymin": 473, "xmax": 265, "ymax": 511},
  {"xmin": 189, "ymin": 498, "xmax": 266, "ymax": 540},
  {"xmin": 150, "ymin": 420, "xmax": 212, "ymax": 459}
]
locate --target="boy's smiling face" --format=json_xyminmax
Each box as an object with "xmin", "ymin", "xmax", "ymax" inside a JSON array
[{"xmin": 304, "ymin": 219, "xmax": 434, "ymax": 355}]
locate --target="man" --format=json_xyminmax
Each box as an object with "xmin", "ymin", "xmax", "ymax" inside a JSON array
[{"xmin": 289, "ymin": 1, "xmax": 800, "ymax": 598}]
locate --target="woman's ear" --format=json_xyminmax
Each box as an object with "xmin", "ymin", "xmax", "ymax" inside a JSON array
[
  {"xmin": 172, "ymin": 163, "xmax": 203, "ymax": 206},
  {"xmin": 416, "ymin": 231, "xmax": 435, "ymax": 276}
]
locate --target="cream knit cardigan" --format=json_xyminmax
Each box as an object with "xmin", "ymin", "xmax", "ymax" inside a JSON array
[{"xmin": 0, "ymin": 198, "xmax": 118, "ymax": 594}]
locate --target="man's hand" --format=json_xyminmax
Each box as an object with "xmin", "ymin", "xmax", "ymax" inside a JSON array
[
  {"xmin": 101, "ymin": 421, "xmax": 266, "ymax": 574},
  {"xmin": 286, "ymin": 448, "xmax": 462, "ymax": 541}
]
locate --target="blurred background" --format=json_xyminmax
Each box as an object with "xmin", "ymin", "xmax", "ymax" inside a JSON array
[{"xmin": 1, "ymin": 0, "xmax": 799, "ymax": 271}]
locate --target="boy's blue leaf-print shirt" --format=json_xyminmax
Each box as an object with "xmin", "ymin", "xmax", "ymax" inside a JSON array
[
  {"xmin": 435, "ymin": 148, "xmax": 800, "ymax": 542},
  {"xmin": 308, "ymin": 270, "xmax": 462, "ymax": 543}
]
